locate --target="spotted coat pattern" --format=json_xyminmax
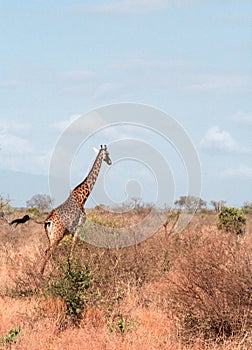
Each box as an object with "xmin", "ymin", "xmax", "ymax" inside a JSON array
[{"xmin": 39, "ymin": 145, "xmax": 112, "ymax": 274}]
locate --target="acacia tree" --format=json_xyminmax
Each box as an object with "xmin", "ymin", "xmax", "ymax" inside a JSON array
[
  {"xmin": 174, "ymin": 195, "xmax": 207, "ymax": 213},
  {"xmin": 26, "ymin": 194, "xmax": 52, "ymax": 212},
  {"xmin": 242, "ymin": 201, "xmax": 252, "ymax": 214},
  {"xmin": 210, "ymin": 200, "xmax": 226, "ymax": 212},
  {"xmin": 0, "ymin": 195, "xmax": 12, "ymax": 216}
]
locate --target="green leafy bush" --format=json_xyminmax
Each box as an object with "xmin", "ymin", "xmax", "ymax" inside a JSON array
[
  {"xmin": 0, "ymin": 327, "xmax": 22, "ymax": 347},
  {"xmin": 242, "ymin": 201, "xmax": 252, "ymax": 214},
  {"xmin": 45, "ymin": 259, "xmax": 90, "ymax": 323},
  {"xmin": 87, "ymin": 213, "xmax": 118, "ymax": 228},
  {"xmin": 108, "ymin": 314, "xmax": 134, "ymax": 333},
  {"xmin": 217, "ymin": 206, "xmax": 247, "ymax": 236},
  {"xmin": 26, "ymin": 207, "xmax": 42, "ymax": 218}
]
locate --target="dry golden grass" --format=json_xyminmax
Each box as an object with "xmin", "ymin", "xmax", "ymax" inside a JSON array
[{"xmin": 0, "ymin": 210, "xmax": 251, "ymax": 349}]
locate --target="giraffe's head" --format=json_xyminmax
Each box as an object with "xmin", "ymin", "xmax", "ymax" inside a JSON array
[{"xmin": 100, "ymin": 145, "xmax": 112, "ymax": 165}]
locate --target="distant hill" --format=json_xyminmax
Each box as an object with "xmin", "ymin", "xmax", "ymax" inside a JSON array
[{"xmin": 0, "ymin": 170, "xmax": 49, "ymax": 207}]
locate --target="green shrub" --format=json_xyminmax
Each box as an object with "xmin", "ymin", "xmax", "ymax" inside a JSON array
[
  {"xmin": 242, "ymin": 201, "xmax": 252, "ymax": 214},
  {"xmin": 87, "ymin": 213, "xmax": 118, "ymax": 228},
  {"xmin": 108, "ymin": 315, "xmax": 134, "ymax": 333},
  {"xmin": 0, "ymin": 327, "xmax": 22, "ymax": 348},
  {"xmin": 27, "ymin": 207, "xmax": 42, "ymax": 218},
  {"xmin": 45, "ymin": 259, "xmax": 90, "ymax": 323},
  {"xmin": 217, "ymin": 206, "xmax": 247, "ymax": 236}
]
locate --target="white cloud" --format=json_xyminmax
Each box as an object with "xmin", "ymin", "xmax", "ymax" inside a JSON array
[
  {"xmin": 0, "ymin": 152, "xmax": 51, "ymax": 176},
  {"xmin": 221, "ymin": 165, "xmax": 252, "ymax": 179},
  {"xmin": 188, "ymin": 74, "xmax": 250, "ymax": 93},
  {"xmin": 0, "ymin": 133, "xmax": 51, "ymax": 175},
  {"xmin": 0, "ymin": 80, "xmax": 25, "ymax": 88},
  {"xmin": 0, "ymin": 121, "xmax": 31, "ymax": 134},
  {"xmin": 200, "ymin": 126, "xmax": 248, "ymax": 153},
  {"xmin": 62, "ymin": 70, "xmax": 96, "ymax": 81},
  {"xmin": 51, "ymin": 114, "xmax": 81, "ymax": 132},
  {"xmin": 105, "ymin": 60, "xmax": 250, "ymax": 97},
  {"xmin": 213, "ymin": 14, "xmax": 250, "ymax": 24},
  {"xmin": 93, "ymin": 82, "xmax": 125, "ymax": 100},
  {"xmin": 232, "ymin": 111, "xmax": 252, "ymax": 126},
  {"xmin": 0, "ymin": 134, "xmax": 33, "ymax": 155},
  {"xmin": 82, "ymin": 0, "xmax": 195, "ymax": 15},
  {"xmin": 85, "ymin": 0, "xmax": 167, "ymax": 14},
  {"xmin": 0, "ymin": 123, "xmax": 51, "ymax": 175},
  {"xmin": 0, "ymin": 121, "xmax": 32, "ymax": 156},
  {"xmin": 51, "ymin": 113, "xmax": 107, "ymax": 135},
  {"xmin": 110, "ymin": 58, "xmax": 186, "ymax": 70}
]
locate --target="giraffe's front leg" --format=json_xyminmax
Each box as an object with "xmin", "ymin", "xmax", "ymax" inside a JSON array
[
  {"xmin": 69, "ymin": 214, "xmax": 86, "ymax": 262},
  {"xmin": 69, "ymin": 235, "xmax": 79, "ymax": 262}
]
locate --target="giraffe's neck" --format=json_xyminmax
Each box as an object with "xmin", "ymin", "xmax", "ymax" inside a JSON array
[{"xmin": 71, "ymin": 150, "xmax": 103, "ymax": 207}]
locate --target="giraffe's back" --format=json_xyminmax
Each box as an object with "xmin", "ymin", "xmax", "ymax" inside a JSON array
[{"xmin": 54, "ymin": 195, "xmax": 86, "ymax": 235}]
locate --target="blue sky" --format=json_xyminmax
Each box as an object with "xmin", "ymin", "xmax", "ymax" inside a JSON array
[{"xmin": 0, "ymin": 0, "xmax": 251, "ymax": 208}]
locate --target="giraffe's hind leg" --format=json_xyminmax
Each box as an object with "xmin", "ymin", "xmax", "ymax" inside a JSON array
[{"xmin": 39, "ymin": 237, "xmax": 63, "ymax": 275}]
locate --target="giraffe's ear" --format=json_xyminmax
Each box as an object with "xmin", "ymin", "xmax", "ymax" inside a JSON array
[{"xmin": 93, "ymin": 147, "xmax": 99, "ymax": 154}]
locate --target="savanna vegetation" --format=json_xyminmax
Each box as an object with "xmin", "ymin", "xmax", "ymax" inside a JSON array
[{"xmin": 0, "ymin": 195, "xmax": 251, "ymax": 350}]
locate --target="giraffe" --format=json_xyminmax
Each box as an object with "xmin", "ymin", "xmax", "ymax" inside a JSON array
[{"xmin": 39, "ymin": 145, "xmax": 112, "ymax": 274}]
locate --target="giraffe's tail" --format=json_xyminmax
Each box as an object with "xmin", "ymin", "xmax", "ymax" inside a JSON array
[
  {"xmin": 33, "ymin": 219, "xmax": 45, "ymax": 224},
  {"xmin": 10, "ymin": 214, "xmax": 30, "ymax": 226},
  {"xmin": 1, "ymin": 213, "xmax": 45, "ymax": 226}
]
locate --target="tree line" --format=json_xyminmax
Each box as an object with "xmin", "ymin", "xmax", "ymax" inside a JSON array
[{"xmin": 0, "ymin": 193, "xmax": 252, "ymax": 214}]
